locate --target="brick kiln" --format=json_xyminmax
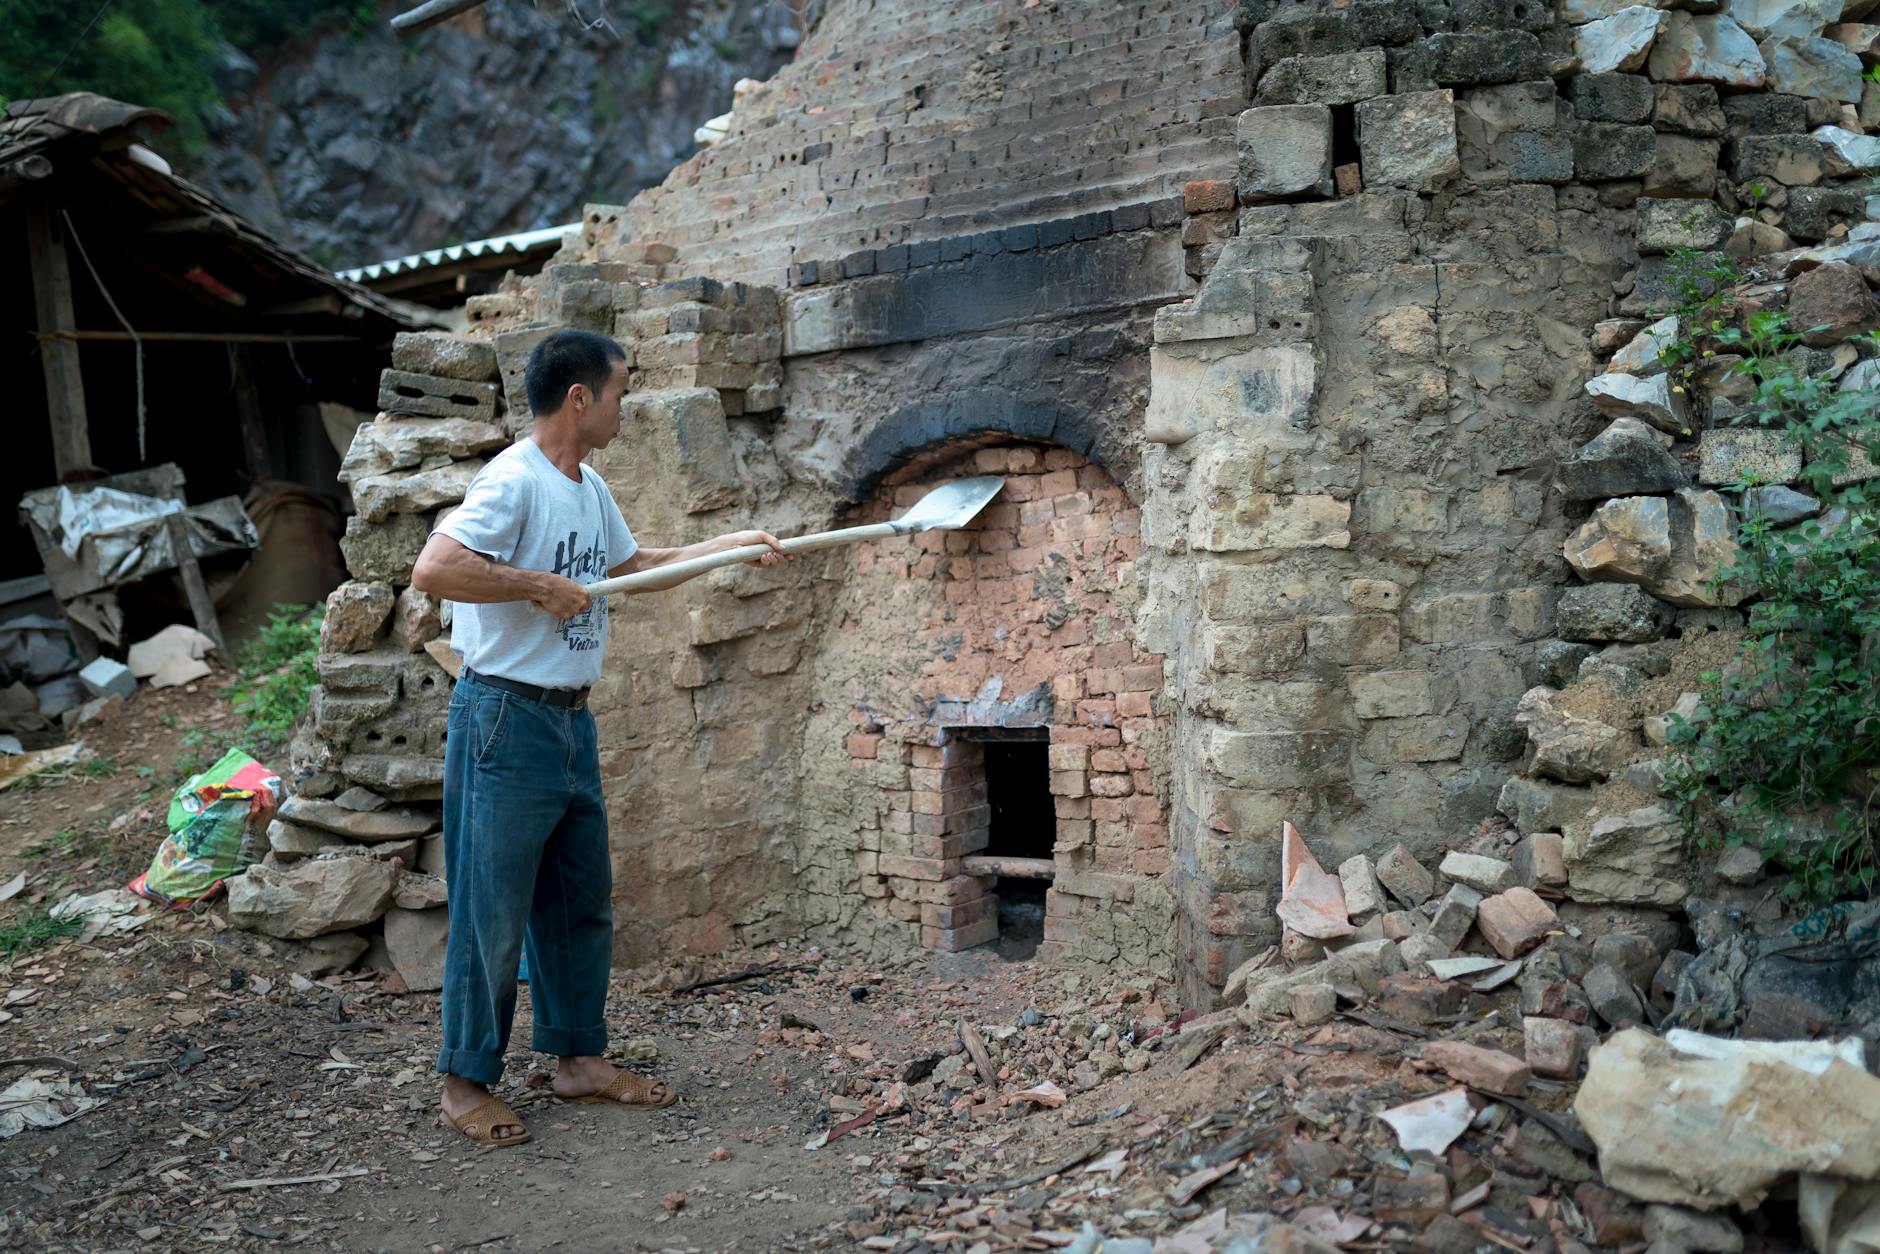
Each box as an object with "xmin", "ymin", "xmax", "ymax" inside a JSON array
[{"xmin": 282, "ymin": 0, "xmax": 1880, "ymax": 1003}]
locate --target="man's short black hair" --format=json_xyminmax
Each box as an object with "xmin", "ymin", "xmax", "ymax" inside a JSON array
[{"xmin": 523, "ymin": 329, "xmax": 627, "ymax": 416}]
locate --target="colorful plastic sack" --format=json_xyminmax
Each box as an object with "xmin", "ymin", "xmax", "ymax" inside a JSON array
[{"xmin": 127, "ymin": 749, "xmax": 279, "ymax": 907}]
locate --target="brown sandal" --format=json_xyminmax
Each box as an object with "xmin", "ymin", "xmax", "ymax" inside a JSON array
[
  {"xmin": 441, "ymin": 1096, "xmax": 533, "ymax": 1149},
  {"xmin": 561, "ymin": 1068, "xmax": 677, "ymax": 1110}
]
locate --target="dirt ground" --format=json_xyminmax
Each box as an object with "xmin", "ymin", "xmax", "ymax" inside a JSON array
[{"xmin": 2, "ymin": 678, "xmax": 1783, "ymax": 1254}]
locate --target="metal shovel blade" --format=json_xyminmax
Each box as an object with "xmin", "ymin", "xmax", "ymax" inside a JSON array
[{"xmin": 894, "ymin": 476, "xmax": 1005, "ymax": 532}]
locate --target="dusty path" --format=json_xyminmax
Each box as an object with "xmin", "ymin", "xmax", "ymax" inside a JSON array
[{"xmin": 4, "ymin": 677, "xmax": 1669, "ymax": 1254}]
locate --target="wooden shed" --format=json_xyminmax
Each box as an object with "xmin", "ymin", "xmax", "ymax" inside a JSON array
[{"xmin": 2, "ymin": 93, "xmax": 434, "ymax": 648}]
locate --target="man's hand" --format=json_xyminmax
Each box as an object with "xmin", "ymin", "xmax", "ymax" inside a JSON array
[
  {"xmin": 531, "ymin": 573, "xmax": 594, "ymax": 618},
  {"xmin": 733, "ymin": 530, "xmax": 792, "ymax": 567}
]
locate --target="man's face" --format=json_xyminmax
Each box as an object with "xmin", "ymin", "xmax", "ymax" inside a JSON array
[{"xmin": 577, "ymin": 359, "xmax": 631, "ymax": 448}]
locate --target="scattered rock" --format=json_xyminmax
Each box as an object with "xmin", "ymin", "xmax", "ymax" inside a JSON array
[
  {"xmin": 383, "ymin": 905, "xmax": 449, "ymax": 992},
  {"xmin": 1644, "ymin": 1204, "xmax": 1745, "ymax": 1254},
  {"xmin": 226, "ymin": 858, "xmax": 400, "ymax": 939},
  {"xmin": 1438, "ymin": 851, "xmax": 1516, "ymax": 894},
  {"xmin": 1565, "ymin": 805, "xmax": 1690, "ymax": 907},
  {"xmin": 1376, "ymin": 844, "xmax": 1436, "ymax": 907},
  {"xmin": 1288, "ymin": 982, "xmax": 1337, "ymax": 1026},
  {"xmin": 1583, "ymin": 962, "xmax": 1647, "ymax": 1027},
  {"xmin": 1524, "ymin": 1015, "xmax": 1585, "ymax": 1079}
]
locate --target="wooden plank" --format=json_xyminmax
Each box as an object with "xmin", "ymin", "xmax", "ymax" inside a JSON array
[
  {"xmin": 390, "ymin": 0, "xmax": 489, "ymax": 35},
  {"xmin": 163, "ymin": 514, "xmax": 225, "ymax": 656},
  {"xmin": 229, "ymin": 346, "xmax": 272, "ymax": 484},
  {"xmin": 23, "ymin": 205, "xmax": 91, "ymax": 476},
  {"xmin": 960, "ymin": 855, "xmax": 1056, "ymax": 880}
]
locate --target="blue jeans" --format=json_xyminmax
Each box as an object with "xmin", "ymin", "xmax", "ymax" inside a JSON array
[{"xmin": 435, "ymin": 671, "xmax": 613, "ymax": 1085}]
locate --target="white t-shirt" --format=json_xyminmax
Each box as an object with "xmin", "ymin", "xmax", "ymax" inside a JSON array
[{"xmin": 433, "ymin": 439, "xmax": 636, "ymax": 689}]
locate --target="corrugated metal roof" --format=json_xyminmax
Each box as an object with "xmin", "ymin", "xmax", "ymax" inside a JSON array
[{"xmin": 335, "ymin": 223, "xmax": 574, "ymax": 283}]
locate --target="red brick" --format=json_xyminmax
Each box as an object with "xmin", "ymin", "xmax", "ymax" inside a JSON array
[
  {"xmin": 1183, "ymin": 178, "xmax": 1236, "ymax": 213},
  {"xmin": 1078, "ymin": 699, "xmax": 1117, "ymax": 726},
  {"xmin": 1043, "ymin": 448, "xmax": 1081, "ymax": 471},
  {"xmin": 1090, "ymin": 773, "xmax": 1134, "ymax": 798},
  {"xmin": 1133, "ymin": 847, "xmax": 1170, "ymax": 875},
  {"xmin": 878, "ymin": 855, "xmax": 948, "ymax": 881},
  {"xmin": 1420, "ymin": 1040, "xmax": 1530, "ymax": 1097},
  {"xmin": 1091, "ymin": 797, "xmax": 1126, "ymax": 822},
  {"xmin": 1134, "ymin": 822, "xmax": 1169, "ymax": 849},
  {"xmin": 907, "ymin": 875, "xmax": 986, "ymax": 905},
  {"xmin": 1475, "ymin": 888, "xmax": 1557, "ymax": 958},
  {"xmin": 1039, "ymin": 469, "xmax": 1077, "ymax": 495},
  {"xmin": 846, "ymin": 733, "xmax": 882, "ymax": 760},
  {"xmin": 1048, "ymin": 770, "xmax": 1088, "ymax": 798},
  {"xmin": 921, "ymin": 896, "xmax": 993, "ymax": 930},
  {"xmin": 1054, "ymin": 795, "xmax": 1091, "ymax": 819},
  {"xmin": 1006, "ymin": 447, "xmax": 1043, "ymax": 472},
  {"xmin": 1116, "ymin": 663, "xmax": 1163, "ymax": 691},
  {"xmin": 1054, "ymin": 818, "xmax": 1093, "ymax": 848},
  {"xmin": 1047, "ymin": 742, "xmax": 1090, "ymax": 770},
  {"xmin": 923, "ymin": 916, "xmax": 998, "ymax": 952},
  {"xmin": 1115, "ymin": 691, "xmax": 1152, "ymax": 717}
]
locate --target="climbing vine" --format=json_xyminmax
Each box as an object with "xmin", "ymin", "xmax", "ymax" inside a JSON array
[{"xmin": 1651, "ymin": 248, "xmax": 1880, "ymax": 903}]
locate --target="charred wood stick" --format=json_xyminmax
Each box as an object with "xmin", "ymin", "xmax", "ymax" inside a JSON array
[
  {"xmin": 958, "ymin": 1019, "xmax": 997, "ymax": 1087},
  {"xmin": 0, "ymin": 1055, "xmax": 78, "ymax": 1071},
  {"xmin": 670, "ymin": 962, "xmax": 815, "ymax": 995}
]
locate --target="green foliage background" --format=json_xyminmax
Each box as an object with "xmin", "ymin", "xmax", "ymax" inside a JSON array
[{"xmin": 0, "ymin": 0, "xmax": 375, "ymax": 152}]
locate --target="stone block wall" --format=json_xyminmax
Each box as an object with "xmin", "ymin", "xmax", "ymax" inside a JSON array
[{"xmin": 1140, "ymin": 0, "xmax": 1880, "ymax": 1000}]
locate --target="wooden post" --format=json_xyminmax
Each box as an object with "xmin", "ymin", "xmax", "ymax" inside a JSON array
[
  {"xmin": 229, "ymin": 346, "xmax": 272, "ymax": 485},
  {"xmin": 24, "ymin": 205, "xmax": 91, "ymax": 477},
  {"xmin": 163, "ymin": 513, "xmax": 226, "ymax": 656}
]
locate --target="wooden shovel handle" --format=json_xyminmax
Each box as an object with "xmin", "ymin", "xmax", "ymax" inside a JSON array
[{"xmin": 582, "ymin": 520, "xmax": 909, "ymax": 598}]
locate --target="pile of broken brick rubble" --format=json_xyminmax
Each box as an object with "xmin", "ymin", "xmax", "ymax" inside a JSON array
[{"xmin": 797, "ymin": 816, "xmax": 1877, "ymax": 1252}]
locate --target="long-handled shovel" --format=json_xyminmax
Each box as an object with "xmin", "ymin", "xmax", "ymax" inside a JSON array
[{"xmin": 581, "ymin": 476, "xmax": 1006, "ymax": 598}]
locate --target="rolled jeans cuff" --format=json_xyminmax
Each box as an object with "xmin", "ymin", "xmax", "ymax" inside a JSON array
[
  {"xmin": 436, "ymin": 1046, "xmax": 506, "ymax": 1087},
  {"xmin": 531, "ymin": 1021, "xmax": 607, "ymax": 1058}
]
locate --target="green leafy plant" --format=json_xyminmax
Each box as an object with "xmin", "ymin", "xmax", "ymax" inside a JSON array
[
  {"xmin": 227, "ymin": 603, "xmax": 323, "ymax": 741},
  {"xmin": 0, "ymin": 908, "xmax": 82, "ymax": 958},
  {"xmin": 1660, "ymin": 305, "xmax": 1880, "ymax": 903}
]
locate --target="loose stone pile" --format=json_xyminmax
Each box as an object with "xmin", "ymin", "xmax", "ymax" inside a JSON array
[{"xmin": 231, "ymin": 331, "xmax": 518, "ymax": 989}]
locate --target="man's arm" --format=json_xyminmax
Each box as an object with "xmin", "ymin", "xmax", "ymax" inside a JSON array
[
  {"xmin": 411, "ymin": 534, "xmax": 593, "ymax": 617},
  {"xmin": 606, "ymin": 529, "xmax": 789, "ymax": 593}
]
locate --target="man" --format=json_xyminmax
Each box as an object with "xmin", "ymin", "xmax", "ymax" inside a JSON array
[{"xmin": 410, "ymin": 328, "xmax": 787, "ymax": 1147}]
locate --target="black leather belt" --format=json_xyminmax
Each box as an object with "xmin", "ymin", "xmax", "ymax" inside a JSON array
[{"xmin": 461, "ymin": 666, "xmax": 590, "ymax": 709}]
